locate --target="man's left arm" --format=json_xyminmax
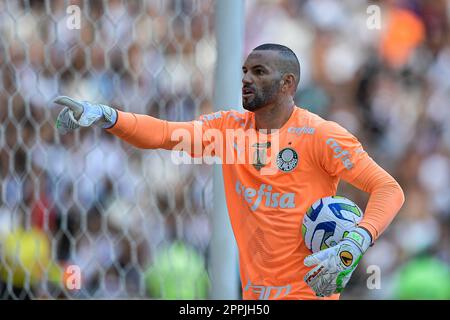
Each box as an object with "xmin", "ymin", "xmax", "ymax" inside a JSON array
[
  {"xmin": 304, "ymin": 121, "xmax": 405, "ymax": 297},
  {"xmin": 341, "ymin": 157, "xmax": 405, "ymax": 242}
]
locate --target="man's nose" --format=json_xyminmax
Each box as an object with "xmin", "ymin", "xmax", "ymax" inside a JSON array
[{"xmin": 242, "ymin": 73, "xmax": 253, "ymax": 85}]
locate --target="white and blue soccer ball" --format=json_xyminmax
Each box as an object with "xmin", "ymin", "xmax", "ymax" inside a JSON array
[{"xmin": 302, "ymin": 196, "xmax": 363, "ymax": 253}]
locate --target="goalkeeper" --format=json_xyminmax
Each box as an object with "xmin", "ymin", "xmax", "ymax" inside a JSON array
[{"xmin": 54, "ymin": 43, "xmax": 404, "ymax": 299}]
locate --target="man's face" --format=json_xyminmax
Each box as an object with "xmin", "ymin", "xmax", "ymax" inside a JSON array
[{"xmin": 242, "ymin": 50, "xmax": 283, "ymax": 111}]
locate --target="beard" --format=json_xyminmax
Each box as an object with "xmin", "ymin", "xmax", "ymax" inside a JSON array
[{"xmin": 243, "ymin": 83, "xmax": 280, "ymax": 111}]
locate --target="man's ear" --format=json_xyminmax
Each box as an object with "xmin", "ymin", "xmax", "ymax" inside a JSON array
[{"xmin": 281, "ymin": 74, "xmax": 296, "ymax": 92}]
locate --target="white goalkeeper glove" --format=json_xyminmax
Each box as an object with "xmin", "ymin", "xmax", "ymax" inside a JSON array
[
  {"xmin": 54, "ymin": 96, "xmax": 117, "ymax": 135},
  {"xmin": 304, "ymin": 227, "xmax": 372, "ymax": 297}
]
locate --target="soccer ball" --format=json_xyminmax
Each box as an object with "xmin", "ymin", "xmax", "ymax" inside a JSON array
[{"xmin": 302, "ymin": 196, "xmax": 363, "ymax": 253}]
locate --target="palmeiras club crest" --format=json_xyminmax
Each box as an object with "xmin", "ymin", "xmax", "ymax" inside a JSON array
[{"xmin": 276, "ymin": 148, "xmax": 298, "ymax": 172}]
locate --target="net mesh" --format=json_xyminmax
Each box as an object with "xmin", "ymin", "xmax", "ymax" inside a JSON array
[{"xmin": 0, "ymin": 0, "xmax": 216, "ymax": 299}]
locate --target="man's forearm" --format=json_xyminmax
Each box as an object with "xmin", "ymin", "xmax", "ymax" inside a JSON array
[
  {"xmin": 106, "ymin": 110, "xmax": 204, "ymax": 153},
  {"xmin": 344, "ymin": 159, "xmax": 405, "ymax": 241},
  {"xmin": 106, "ymin": 110, "xmax": 169, "ymax": 149},
  {"xmin": 359, "ymin": 177, "xmax": 405, "ymax": 241}
]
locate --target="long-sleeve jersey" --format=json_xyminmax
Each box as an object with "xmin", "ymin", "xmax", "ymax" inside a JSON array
[{"xmin": 106, "ymin": 105, "xmax": 405, "ymax": 300}]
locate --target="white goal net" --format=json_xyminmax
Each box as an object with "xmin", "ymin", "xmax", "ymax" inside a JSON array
[{"xmin": 0, "ymin": 0, "xmax": 217, "ymax": 299}]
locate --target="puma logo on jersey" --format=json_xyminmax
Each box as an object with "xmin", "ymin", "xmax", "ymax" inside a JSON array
[{"xmin": 235, "ymin": 180, "xmax": 295, "ymax": 211}]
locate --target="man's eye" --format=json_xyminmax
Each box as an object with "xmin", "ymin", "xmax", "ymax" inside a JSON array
[{"xmin": 255, "ymin": 69, "xmax": 264, "ymax": 75}]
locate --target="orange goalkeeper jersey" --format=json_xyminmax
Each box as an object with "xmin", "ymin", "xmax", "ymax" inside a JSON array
[{"xmin": 107, "ymin": 105, "xmax": 404, "ymax": 300}]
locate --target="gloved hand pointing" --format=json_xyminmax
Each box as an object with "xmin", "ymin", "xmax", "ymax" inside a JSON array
[{"xmin": 54, "ymin": 96, "xmax": 117, "ymax": 134}]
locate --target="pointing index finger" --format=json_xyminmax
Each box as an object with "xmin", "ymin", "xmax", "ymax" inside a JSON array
[{"xmin": 54, "ymin": 96, "xmax": 84, "ymax": 119}]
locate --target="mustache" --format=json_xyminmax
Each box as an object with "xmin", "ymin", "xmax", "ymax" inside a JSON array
[{"xmin": 242, "ymin": 86, "xmax": 256, "ymax": 93}]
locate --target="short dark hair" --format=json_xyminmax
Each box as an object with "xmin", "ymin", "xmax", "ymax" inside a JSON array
[{"xmin": 253, "ymin": 43, "xmax": 301, "ymax": 88}]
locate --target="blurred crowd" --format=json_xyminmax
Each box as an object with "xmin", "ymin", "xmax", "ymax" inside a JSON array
[{"xmin": 0, "ymin": 0, "xmax": 449, "ymax": 299}]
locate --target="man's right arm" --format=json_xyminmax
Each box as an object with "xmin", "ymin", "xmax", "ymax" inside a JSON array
[{"xmin": 54, "ymin": 96, "xmax": 226, "ymax": 156}]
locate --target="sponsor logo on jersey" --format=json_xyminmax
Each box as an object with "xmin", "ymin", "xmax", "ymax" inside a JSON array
[
  {"xmin": 287, "ymin": 126, "xmax": 316, "ymax": 135},
  {"xmin": 276, "ymin": 148, "xmax": 298, "ymax": 172},
  {"xmin": 244, "ymin": 280, "xmax": 291, "ymax": 300},
  {"xmin": 326, "ymin": 138, "xmax": 355, "ymax": 170},
  {"xmin": 235, "ymin": 180, "xmax": 295, "ymax": 211}
]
